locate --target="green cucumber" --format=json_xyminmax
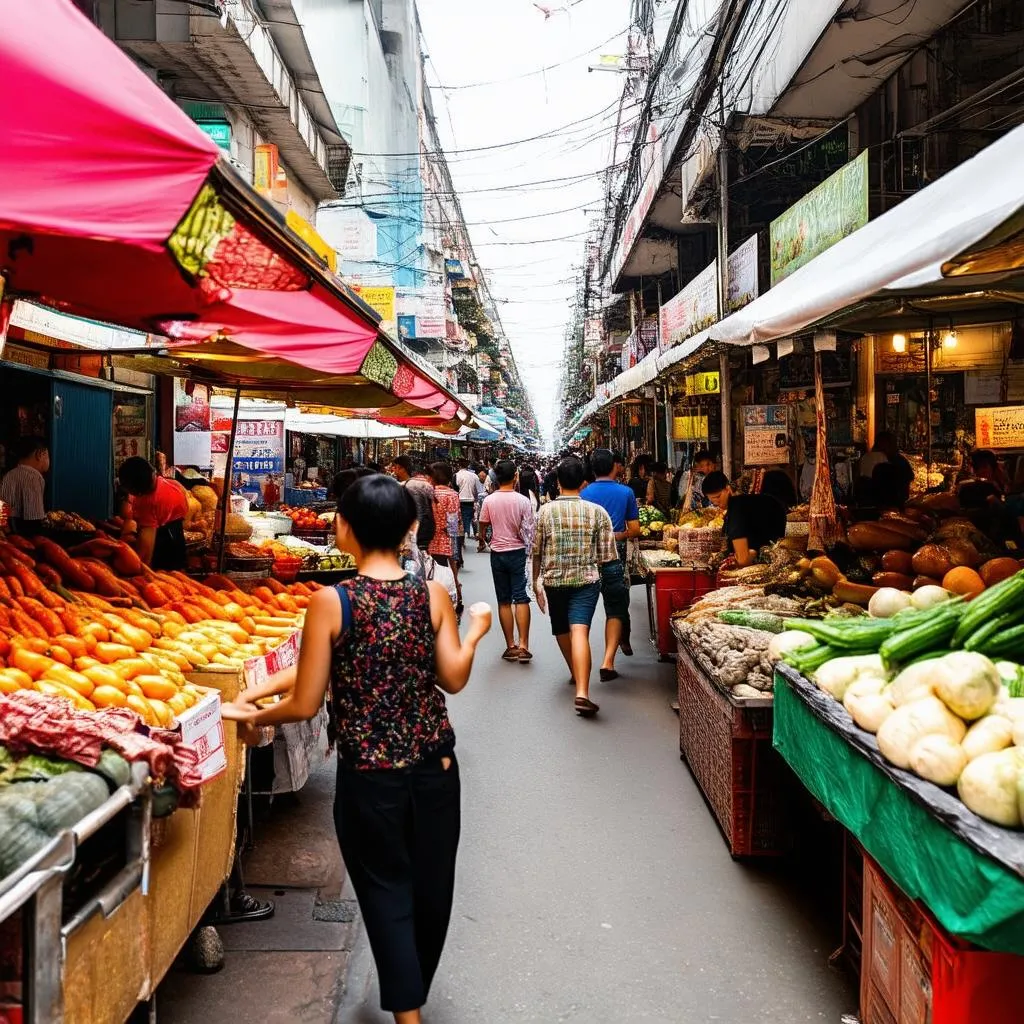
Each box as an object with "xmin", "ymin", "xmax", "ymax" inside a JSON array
[
  {"xmin": 980, "ymin": 624, "xmax": 1024, "ymax": 660},
  {"xmin": 717, "ymin": 610, "xmax": 785, "ymax": 633},
  {"xmin": 963, "ymin": 613, "xmax": 1017, "ymax": 653},
  {"xmin": 951, "ymin": 571, "xmax": 1024, "ymax": 647},
  {"xmin": 880, "ymin": 606, "xmax": 963, "ymax": 667}
]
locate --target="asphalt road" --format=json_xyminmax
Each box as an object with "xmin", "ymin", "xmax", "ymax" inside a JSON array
[{"xmin": 339, "ymin": 548, "xmax": 855, "ymax": 1024}]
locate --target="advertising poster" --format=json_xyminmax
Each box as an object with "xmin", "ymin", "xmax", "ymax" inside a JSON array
[
  {"xmin": 395, "ymin": 287, "xmax": 446, "ymax": 338},
  {"xmin": 659, "ymin": 260, "xmax": 718, "ymax": 349},
  {"xmin": 743, "ymin": 405, "xmax": 791, "ymax": 465},
  {"xmin": 975, "ymin": 406, "xmax": 1024, "ymax": 450},
  {"xmin": 770, "ymin": 150, "xmax": 869, "ymax": 285},
  {"xmin": 113, "ymin": 397, "xmax": 148, "ymax": 472},
  {"xmin": 173, "ymin": 380, "xmax": 212, "ymax": 470},
  {"xmin": 212, "ymin": 419, "xmax": 285, "ymax": 507},
  {"xmin": 727, "ymin": 235, "xmax": 759, "ymax": 312},
  {"xmin": 352, "ymin": 285, "xmax": 396, "ymax": 324}
]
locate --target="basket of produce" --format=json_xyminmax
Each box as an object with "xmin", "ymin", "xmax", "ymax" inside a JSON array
[
  {"xmin": 638, "ymin": 504, "xmax": 667, "ymax": 541},
  {"xmin": 223, "ymin": 541, "xmax": 273, "ymax": 575},
  {"xmin": 39, "ymin": 510, "xmax": 96, "ymax": 545}
]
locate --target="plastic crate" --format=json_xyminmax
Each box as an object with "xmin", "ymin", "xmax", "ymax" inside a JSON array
[
  {"xmin": 675, "ymin": 648, "xmax": 790, "ymax": 857},
  {"xmin": 284, "ymin": 487, "xmax": 327, "ymax": 506},
  {"xmin": 654, "ymin": 567, "xmax": 716, "ymax": 657},
  {"xmin": 861, "ymin": 856, "xmax": 1024, "ymax": 1024}
]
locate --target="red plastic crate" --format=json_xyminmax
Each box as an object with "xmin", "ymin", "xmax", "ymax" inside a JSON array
[
  {"xmin": 654, "ymin": 567, "xmax": 715, "ymax": 657},
  {"xmin": 675, "ymin": 648, "xmax": 790, "ymax": 857},
  {"xmin": 861, "ymin": 856, "xmax": 1023, "ymax": 1024}
]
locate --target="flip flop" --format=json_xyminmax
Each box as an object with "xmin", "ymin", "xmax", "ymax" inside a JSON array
[
  {"xmin": 502, "ymin": 646, "xmax": 521, "ymax": 661},
  {"xmin": 574, "ymin": 697, "xmax": 599, "ymax": 718},
  {"xmin": 599, "ymin": 668, "xmax": 619, "ymax": 682},
  {"xmin": 517, "ymin": 649, "xmax": 533, "ymax": 662}
]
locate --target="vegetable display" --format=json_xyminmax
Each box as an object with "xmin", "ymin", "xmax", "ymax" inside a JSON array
[{"xmin": 780, "ymin": 568, "xmax": 1024, "ymax": 828}]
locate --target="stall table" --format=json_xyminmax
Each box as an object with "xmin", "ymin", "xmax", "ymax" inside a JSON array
[{"xmin": 774, "ymin": 664, "xmax": 1024, "ymax": 1022}]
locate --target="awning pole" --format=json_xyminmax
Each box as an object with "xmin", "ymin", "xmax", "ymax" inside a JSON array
[
  {"xmin": 925, "ymin": 319, "xmax": 934, "ymax": 477},
  {"xmin": 720, "ymin": 351, "xmax": 732, "ymax": 477},
  {"xmin": 216, "ymin": 386, "xmax": 242, "ymax": 574}
]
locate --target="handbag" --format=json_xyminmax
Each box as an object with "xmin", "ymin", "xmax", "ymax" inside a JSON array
[{"xmin": 418, "ymin": 550, "xmax": 458, "ymax": 605}]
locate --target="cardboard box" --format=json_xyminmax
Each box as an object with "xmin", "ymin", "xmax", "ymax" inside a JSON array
[
  {"xmin": 242, "ymin": 629, "xmax": 300, "ymax": 688},
  {"xmin": 64, "ymin": 889, "xmax": 148, "ymax": 1024}
]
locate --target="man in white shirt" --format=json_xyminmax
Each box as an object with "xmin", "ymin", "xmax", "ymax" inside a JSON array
[
  {"xmin": 0, "ymin": 437, "xmax": 49, "ymax": 534},
  {"xmin": 455, "ymin": 459, "xmax": 482, "ymax": 544}
]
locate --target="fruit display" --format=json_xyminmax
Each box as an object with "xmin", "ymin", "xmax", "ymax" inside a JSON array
[
  {"xmin": 0, "ymin": 535, "xmax": 311, "ymax": 729},
  {"xmin": 779, "ymin": 568, "xmax": 1024, "ymax": 828},
  {"xmin": 279, "ymin": 506, "xmax": 334, "ymax": 533}
]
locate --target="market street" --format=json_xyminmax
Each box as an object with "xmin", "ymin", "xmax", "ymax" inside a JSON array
[{"xmin": 338, "ymin": 548, "xmax": 854, "ymax": 1024}]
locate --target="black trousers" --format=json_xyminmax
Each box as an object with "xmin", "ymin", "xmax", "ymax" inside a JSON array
[{"xmin": 334, "ymin": 754, "xmax": 461, "ymax": 1013}]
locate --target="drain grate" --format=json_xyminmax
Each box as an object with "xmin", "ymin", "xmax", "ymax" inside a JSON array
[{"xmin": 313, "ymin": 896, "xmax": 358, "ymax": 923}]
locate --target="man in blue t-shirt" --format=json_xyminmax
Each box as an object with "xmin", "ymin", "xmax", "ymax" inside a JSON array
[{"xmin": 583, "ymin": 449, "xmax": 640, "ymax": 679}]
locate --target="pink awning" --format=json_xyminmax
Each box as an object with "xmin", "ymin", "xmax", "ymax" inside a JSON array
[{"xmin": 0, "ymin": 0, "xmax": 218, "ymax": 248}]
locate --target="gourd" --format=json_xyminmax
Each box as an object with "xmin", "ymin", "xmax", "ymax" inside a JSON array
[
  {"xmin": 35, "ymin": 773, "xmax": 110, "ymax": 835},
  {"xmin": 932, "ymin": 652, "xmax": 1001, "ymax": 720},
  {"xmin": 0, "ymin": 815, "xmax": 50, "ymax": 876},
  {"xmin": 94, "ymin": 749, "xmax": 131, "ymax": 791},
  {"xmin": 962, "ymin": 715, "xmax": 1014, "ymax": 761}
]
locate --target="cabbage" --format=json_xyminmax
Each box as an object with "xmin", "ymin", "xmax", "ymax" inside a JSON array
[
  {"xmin": 876, "ymin": 697, "xmax": 967, "ymax": 769},
  {"xmin": 910, "ymin": 734, "xmax": 968, "ymax": 786},
  {"xmin": 958, "ymin": 748, "xmax": 1024, "ymax": 827}
]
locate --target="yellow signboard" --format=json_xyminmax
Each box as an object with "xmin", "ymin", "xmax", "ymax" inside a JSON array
[
  {"xmin": 684, "ymin": 371, "xmax": 720, "ymax": 397},
  {"xmin": 672, "ymin": 411, "xmax": 709, "ymax": 442},
  {"xmin": 975, "ymin": 406, "xmax": 1024, "ymax": 450},
  {"xmin": 285, "ymin": 210, "xmax": 337, "ymax": 273},
  {"xmin": 352, "ymin": 285, "xmax": 396, "ymax": 323}
]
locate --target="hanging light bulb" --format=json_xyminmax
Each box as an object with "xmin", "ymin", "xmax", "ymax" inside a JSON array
[
  {"xmin": 943, "ymin": 328, "xmax": 958, "ymax": 349},
  {"xmin": 892, "ymin": 333, "xmax": 907, "ymax": 353}
]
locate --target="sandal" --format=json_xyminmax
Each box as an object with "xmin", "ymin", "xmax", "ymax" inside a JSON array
[
  {"xmin": 517, "ymin": 649, "xmax": 533, "ymax": 662},
  {"xmin": 502, "ymin": 646, "xmax": 521, "ymax": 661},
  {"xmin": 574, "ymin": 696, "xmax": 599, "ymax": 718}
]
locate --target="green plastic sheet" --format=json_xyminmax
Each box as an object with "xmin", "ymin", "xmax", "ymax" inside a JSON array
[{"xmin": 773, "ymin": 670, "xmax": 1024, "ymax": 954}]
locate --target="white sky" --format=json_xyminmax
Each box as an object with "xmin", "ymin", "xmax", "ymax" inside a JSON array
[{"xmin": 417, "ymin": 0, "xmax": 630, "ymax": 444}]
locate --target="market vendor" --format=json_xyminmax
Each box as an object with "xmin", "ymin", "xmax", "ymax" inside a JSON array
[
  {"xmin": 702, "ymin": 471, "xmax": 786, "ymax": 568},
  {"xmin": 118, "ymin": 456, "xmax": 190, "ymax": 570},
  {"xmin": 0, "ymin": 437, "xmax": 49, "ymax": 535}
]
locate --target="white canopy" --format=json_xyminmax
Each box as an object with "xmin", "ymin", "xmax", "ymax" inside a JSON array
[{"xmin": 711, "ymin": 121, "xmax": 1024, "ymax": 347}]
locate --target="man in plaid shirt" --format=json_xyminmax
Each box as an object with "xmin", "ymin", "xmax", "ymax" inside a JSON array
[{"xmin": 532, "ymin": 456, "xmax": 617, "ymax": 718}]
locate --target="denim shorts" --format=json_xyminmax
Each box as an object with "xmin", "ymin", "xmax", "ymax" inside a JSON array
[
  {"xmin": 545, "ymin": 581, "xmax": 601, "ymax": 636},
  {"xmin": 490, "ymin": 548, "xmax": 530, "ymax": 605},
  {"xmin": 599, "ymin": 559, "xmax": 630, "ymax": 622}
]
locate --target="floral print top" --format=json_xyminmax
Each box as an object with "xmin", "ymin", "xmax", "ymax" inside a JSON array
[
  {"xmin": 428, "ymin": 484, "xmax": 461, "ymax": 558},
  {"xmin": 330, "ymin": 575, "xmax": 454, "ymax": 770}
]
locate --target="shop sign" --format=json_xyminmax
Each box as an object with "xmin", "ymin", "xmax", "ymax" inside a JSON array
[
  {"xmin": 975, "ymin": 406, "xmax": 1024, "ymax": 449},
  {"xmin": 743, "ymin": 405, "xmax": 791, "ymax": 466},
  {"xmin": 173, "ymin": 380, "xmax": 212, "ymax": 470},
  {"xmin": 584, "ymin": 316, "xmax": 602, "ymax": 346},
  {"xmin": 659, "ymin": 260, "xmax": 718, "ymax": 350},
  {"xmin": 10, "ymin": 300, "xmax": 151, "ymax": 351},
  {"xmin": 352, "ymin": 285, "xmax": 395, "ymax": 324},
  {"xmin": 196, "ymin": 120, "xmax": 231, "ymax": 151},
  {"xmin": 727, "ymin": 234, "xmax": 758, "ymax": 313},
  {"xmin": 770, "ymin": 150, "xmax": 869, "ymax": 285},
  {"xmin": 445, "ymin": 258, "xmax": 467, "ymax": 279},
  {"xmin": 327, "ymin": 209, "xmax": 377, "ymax": 264},
  {"xmin": 285, "ymin": 210, "xmax": 337, "ymax": 273},
  {"xmin": 673, "ymin": 410, "xmax": 709, "ymax": 442},
  {"xmin": 253, "ymin": 143, "xmax": 280, "ymax": 194},
  {"xmin": 964, "ymin": 372, "xmax": 1002, "ymax": 405},
  {"xmin": 395, "ymin": 287, "xmax": 446, "ymax": 338},
  {"xmin": 113, "ymin": 398, "xmax": 148, "ymax": 472},
  {"xmin": 684, "ymin": 371, "xmax": 720, "ymax": 397}
]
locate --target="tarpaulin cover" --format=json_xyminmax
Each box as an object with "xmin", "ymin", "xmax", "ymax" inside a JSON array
[{"xmin": 774, "ymin": 665, "xmax": 1024, "ymax": 954}]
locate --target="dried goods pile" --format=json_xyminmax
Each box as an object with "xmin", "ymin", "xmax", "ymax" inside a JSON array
[{"xmin": 673, "ymin": 586, "xmax": 819, "ymax": 697}]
